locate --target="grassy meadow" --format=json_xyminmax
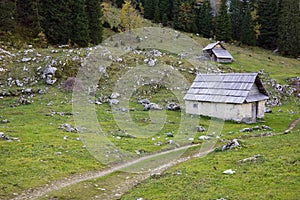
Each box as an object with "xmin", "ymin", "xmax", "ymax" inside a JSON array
[{"xmin": 0, "ymin": 30, "xmax": 299, "ymax": 199}]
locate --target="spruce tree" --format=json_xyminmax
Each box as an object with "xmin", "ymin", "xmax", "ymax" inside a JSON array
[
  {"xmin": 240, "ymin": 0, "xmax": 256, "ymax": 45},
  {"xmin": 16, "ymin": 0, "xmax": 42, "ymax": 36},
  {"xmin": 40, "ymin": 0, "xmax": 72, "ymax": 44},
  {"xmin": 198, "ymin": 0, "xmax": 213, "ymax": 38},
  {"xmin": 172, "ymin": 0, "xmax": 181, "ymax": 29},
  {"xmin": 116, "ymin": 0, "xmax": 124, "ymax": 8},
  {"xmin": 278, "ymin": 0, "xmax": 300, "ymax": 56},
  {"xmin": 143, "ymin": 0, "xmax": 154, "ymax": 20},
  {"xmin": 0, "ymin": 0, "xmax": 16, "ymax": 31},
  {"xmin": 85, "ymin": 0, "xmax": 103, "ymax": 45},
  {"xmin": 153, "ymin": 0, "xmax": 161, "ymax": 23},
  {"xmin": 257, "ymin": 0, "xmax": 279, "ymax": 49},
  {"xmin": 69, "ymin": 0, "xmax": 89, "ymax": 46},
  {"xmin": 215, "ymin": 0, "xmax": 232, "ymax": 41},
  {"xmin": 229, "ymin": 0, "xmax": 242, "ymax": 41},
  {"xmin": 160, "ymin": 0, "xmax": 172, "ymax": 25}
]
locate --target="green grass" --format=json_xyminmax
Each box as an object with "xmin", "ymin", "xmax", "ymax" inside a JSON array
[
  {"xmin": 0, "ymin": 30, "xmax": 299, "ymax": 199},
  {"xmin": 0, "ymin": 89, "xmax": 104, "ymax": 199},
  {"xmin": 122, "ymin": 132, "xmax": 300, "ymax": 200}
]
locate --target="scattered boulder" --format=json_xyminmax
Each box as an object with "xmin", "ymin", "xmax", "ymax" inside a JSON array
[
  {"xmin": 138, "ymin": 98, "xmax": 150, "ymax": 105},
  {"xmin": 143, "ymin": 103, "xmax": 162, "ymax": 110},
  {"xmin": 264, "ymin": 107, "xmax": 272, "ymax": 113},
  {"xmin": 109, "ymin": 99, "xmax": 119, "ymax": 105},
  {"xmin": 110, "ymin": 92, "xmax": 120, "ymax": 99},
  {"xmin": 15, "ymin": 80, "xmax": 23, "ymax": 87},
  {"xmin": 21, "ymin": 57, "xmax": 31, "ymax": 62},
  {"xmin": 43, "ymin": 66, "xmax": 57, "ymax": 85},
  {"xmin": 222, "ymin": 169, "xmax": 235, "ymax": 175},
  {"xmin": 43, "ymin": 65, "xmax": 57, "ymax": 76},
  {"xmin": 18, "ymin": 96, "xmax": 31, "ymax": 105},
  {"xmin": 252, "ymin": 126, "xmax": 261, "ymax": 131},
  {"xmin": 237, "ymin": 154, "xmax": 263, "ymax": 164},
  {"xmin": 199, "ymin": 135, "xmax": 210, "ymax": 140},
  {"xmin": 45, "ymin": 75, "xmax": 57, "ymax": 85},
  {"xmin": 165, "ymin": 132, "xmax": 174, "ymax": 137},
  {"xmin": 1, "ymin": 119, "xmax": 9, "ymax": 124},
  {"xmin": 59, "ymin": 123, "xmax": 78, "ymax": 132},
  {"xmin": 239, "ymin": 127, "xmax": 253, "ymax": 132},
  {"xmin": 167, "ymin": 140, "xmax": 174, "ymax": 144},
  {"xmin": 0, "ymin": 132, "xmax": 20, "ymax": 142},
  {"xmin": 119, "ymin": 108, "xmax": 128, "ymax": 112},
  {"xmin": 261, "ymin": 125, "xmax": 272, "ymax": 130},
  {"xmin": 165, "ymin": 102, "xmax": 181, "ymax": 111},
  {"xmin": 196, "ymin": 126, "xmax": 206, "ymax": 132},
  {"xmin": 154, "ymin": 142, "xmax": 162, "ymax": 146},
  {"xmin": 222, "ymin": 139, "xmax": 240, "ymax": 151}
]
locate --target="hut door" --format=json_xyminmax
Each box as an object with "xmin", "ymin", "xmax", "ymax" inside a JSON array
[{"xmin": 252, "ymin": 102, "xmax": 258, "ymax": 121}]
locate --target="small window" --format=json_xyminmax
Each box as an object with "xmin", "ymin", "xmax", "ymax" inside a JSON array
[{"xmin": 193, "ymin": 103, "xmax": 198, "ymax": 108}]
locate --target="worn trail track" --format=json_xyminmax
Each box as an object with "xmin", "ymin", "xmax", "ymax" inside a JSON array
[
  {"xmin": 12, "ymin": 118, "xmax": 300, "ymax": 200},
  {"xmin": 12, "ymin": 144, "xmax": 210, "ymax": 200}
]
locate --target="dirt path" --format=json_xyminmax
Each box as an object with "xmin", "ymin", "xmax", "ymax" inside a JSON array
[
  {"xmin": 12, "ymin": 118, "xmax": 300, "ymax": 200},
  {"xmin": 284, "ymin": 117, "xmax": 300, "ymax": 133},
  {"xmin": 12, "ymin": 144, "xmax": 212, "ymax": 200}
]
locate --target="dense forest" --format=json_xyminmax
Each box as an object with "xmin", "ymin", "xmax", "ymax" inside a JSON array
[{"xmin": 0, "ymin": 0, "xmax": 299, "ymax": 57}]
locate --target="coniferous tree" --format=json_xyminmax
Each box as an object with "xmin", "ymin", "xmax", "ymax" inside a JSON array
[
  {"xmin": 215, "ymin": 0, "xmax": 232, "ymax": 41},
  {"xmin": 0, "ymin": 0, "xmax": 16, "ymax": 31},
  {"xmin": 240, "ymin": 0, "xmax": 256, "ymax": 45},
  {"xmin": 177, "ymin": 1, "xmax": 194, "ymax": 32},
  {"xmin": 143, "ymin": 0, "xmax": 154, "ymax": 20},
  {"xmin": 40, "ymin": 0, "xmax": 72, "ymax": 44},
  {"xmin": 278, "ymin": 0, "xmax": 300, "ymax": 56},
  {"xmin": 257, "ymin": 0, "xmax": 279, "ymax": 49},
  {"xmin": 172, "ymin": 0, "xmax": 181, "ymax": 29},
  {"xmin": 229, "ymin": 0, "xmax": 242, "ymax": 41},
  {"xmin": 153, "ymin": 0, "xmax": 160, "ymax": 23},
  {"xmin": 160, "ymin": 0, "xmax": 172, "ymax": 25},
  {"xmin": 198, "ymin": 0, "xmax": 213, "ymax": 38},
  {"xmin": 16, "ymin": 0, "xmax": 43, "ymax": 36},
  {"xmin": 85, "ymin": 0, "xmax": 103, "ymax": 45},
  {"xmin": 116, "ymin": 0, "xmax": 124, "ymax": 8},
  {"xmin": 69, "ymin": 0, "xmax": 89, "ymax": 46}
]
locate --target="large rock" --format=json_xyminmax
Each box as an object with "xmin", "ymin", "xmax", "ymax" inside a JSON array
[
  {"xmin": 143, "ymin": 103, "xmax": 162, "ymax": 110},
  {"xmin": 110, "ymin": 92, "xmax": 120, "ymax": 99},
  {"xmin": 222, "ymin": 139, "xmax": 240, "ymax": 151},
  {"xmin": 43, "ymin": 66, "xmax": 57, "ymax": 85},
  {"xmin": 196, "ymin": 126, "xmax": 206, "ymax": 132},
  {"xmin": 165, "ymin": 102, "xmax": 181, "ymax": 111},
  {"xmin": 59, "ymin": 123, "xmax": 78, "ymax": 132},
  {"xmin": 109, "ymin": 99, "xmax": 119, "ymax": 105},
  {"xmin": 138, "ymin": 98, "xmax": 150, "ymax": 105},
  {"xmin": 43, "ymin": 65, "xmax": 57, "ymax": 76}
]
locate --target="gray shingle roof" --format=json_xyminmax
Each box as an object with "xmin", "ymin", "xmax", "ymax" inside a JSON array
[
  {"xmin": 184, "ymin": 73, "xmax": 269, "ymax": 104},
  {"xmin": 203, "ymin": 41, "xmax": 220, "ymax": 51},
  {"xmin": 212, "ymin": 49, "xmax": 233, "ymax": 59}
]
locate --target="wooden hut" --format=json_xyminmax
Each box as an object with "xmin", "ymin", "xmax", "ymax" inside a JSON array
[
  {"xmin": 203, "ymin": 41, "xmax": 234, "ymax": 63},
  {"xmin": 184, "ymin": 73, "xmax": 269, "ymax": 123}
]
